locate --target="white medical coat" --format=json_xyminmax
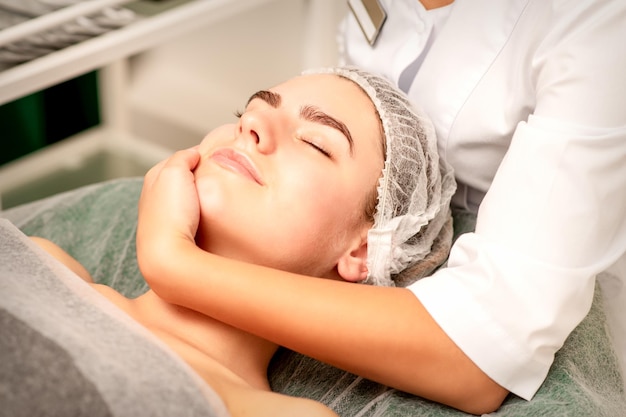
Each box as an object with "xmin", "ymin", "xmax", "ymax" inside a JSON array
[{"xmin": 340, "ymin": 0, "xmax": 626, "ymax": 400}]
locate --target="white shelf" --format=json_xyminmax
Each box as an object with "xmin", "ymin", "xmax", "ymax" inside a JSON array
[{"xmin": 0, "ymin": 0, "xmax": 276, "ymax": 106}]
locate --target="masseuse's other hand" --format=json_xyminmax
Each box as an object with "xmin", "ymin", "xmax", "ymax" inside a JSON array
[{"xmin": 137, "ymin": 148, "xmax": 200, "ymax": 279}]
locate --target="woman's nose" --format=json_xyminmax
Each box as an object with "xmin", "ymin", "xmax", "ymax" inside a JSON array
[{"xmin": 236, "ymin": 110, "xmax": 278, "ymax": 154}]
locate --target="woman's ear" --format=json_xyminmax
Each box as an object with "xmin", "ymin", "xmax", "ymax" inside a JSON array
[{"xmin": 337, "ymin": 231, "xmax": 369, "ymax": 283}]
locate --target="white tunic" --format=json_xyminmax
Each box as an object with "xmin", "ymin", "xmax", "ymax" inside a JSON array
[{"xmin": 340, "ymin": 0, "xmax": 626, "ymax": 400}]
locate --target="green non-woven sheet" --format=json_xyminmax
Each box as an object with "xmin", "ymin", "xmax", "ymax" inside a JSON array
[{"xmin": 3, "ymin": 177, "xmax": 625, "ymax": 416}]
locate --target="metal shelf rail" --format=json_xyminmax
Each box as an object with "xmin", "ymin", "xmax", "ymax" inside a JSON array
[{"xmin": 0, "ymin": 0, "xmax": 276, "ymax": 106}]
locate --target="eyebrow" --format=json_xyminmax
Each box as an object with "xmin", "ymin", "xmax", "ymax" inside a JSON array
[
  {"xmin": 247, "ymin": 90, "xmax": 281, "ymax": 107},
  {"xmin": 246, "ymin": 90, "xmax": 354, "ymax": 155}
]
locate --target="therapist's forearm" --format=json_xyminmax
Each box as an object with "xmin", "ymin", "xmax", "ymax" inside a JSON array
[{"xmin": 141, "ymin": 241, "xmax": 508, "ymax": 415}]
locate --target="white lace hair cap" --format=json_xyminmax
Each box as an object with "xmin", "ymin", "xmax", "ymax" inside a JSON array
[{"xmin": 303, "ymin": 66, "xmax": 457, "ymax": 287}]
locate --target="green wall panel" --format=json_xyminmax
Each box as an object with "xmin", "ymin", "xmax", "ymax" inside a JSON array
[{"xmin": 0, "ymin": 71, "xmax": 101, "ymax": 165}]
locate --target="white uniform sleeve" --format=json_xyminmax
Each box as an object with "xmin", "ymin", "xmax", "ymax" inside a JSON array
[
  {"xmin": 411, "ymin": 118, "xmax": 626, "ymax": 399},
  {"xmin": 409, "ymin": 0, "xmax": 626, "ymax": 399}
]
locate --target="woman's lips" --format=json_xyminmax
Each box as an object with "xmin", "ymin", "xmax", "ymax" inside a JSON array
[{"xmin": 210, "ymin": 148, "xmax": 264, "ymax": 185}]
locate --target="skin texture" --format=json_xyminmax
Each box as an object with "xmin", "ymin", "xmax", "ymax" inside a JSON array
[
  {"xmin": 33, "ymin": 73, "xmax": 390, "ymax": 417},
  {"xmin": 191, "ymin": 75, "xmax": 383, "ymax": 281}
]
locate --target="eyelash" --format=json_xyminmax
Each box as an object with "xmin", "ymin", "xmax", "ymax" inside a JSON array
[
  {"xmin": 298, "ymin": 135, "xmax": 332, "ymax": 158},
  {"xmin": 234, "ymin": 109, "xmax": 332, "ymax": 159}
]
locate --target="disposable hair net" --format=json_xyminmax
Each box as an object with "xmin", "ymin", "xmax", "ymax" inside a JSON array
[{"xmin": 304, "ymin": 66, "xmax": 457, "ymax": 287}]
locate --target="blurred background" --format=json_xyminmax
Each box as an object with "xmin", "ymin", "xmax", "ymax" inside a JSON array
[{"xmin": 0, "ymin": 0, "xmax": 348, "ymax": 208}]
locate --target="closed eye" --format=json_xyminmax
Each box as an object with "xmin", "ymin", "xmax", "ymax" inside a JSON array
[{"xmin": 301, "ymin": 137, "xmax": 332, "ymax": 158}]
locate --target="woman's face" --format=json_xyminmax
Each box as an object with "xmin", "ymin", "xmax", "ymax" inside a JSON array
[{"xmin": 193, "ymin": 73, "xmax": 383, "ymax": 279}]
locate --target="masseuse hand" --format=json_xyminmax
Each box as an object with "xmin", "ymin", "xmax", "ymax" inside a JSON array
[{"xmin": 137, "ymin": 148, "xmax": 201, "ymax": 281}]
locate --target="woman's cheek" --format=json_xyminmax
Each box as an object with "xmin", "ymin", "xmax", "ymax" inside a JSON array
[{"xmin": 197, "ymin": 124, "xmax": 236, "ymax": 152}]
